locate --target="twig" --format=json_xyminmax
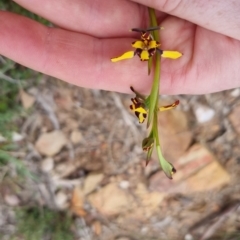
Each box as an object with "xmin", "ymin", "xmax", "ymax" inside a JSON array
[
  {"xmin": 0, "ymin": 72, "xmax": 19, "ymax": 84},
  {"xmin": 200, "ymin": 203, "xmax": 239, "ymax": 240},
  {"xmin": 107, "ymin": 120, "xmax": 119, "ymax": 166},
  {"xmin": 76, "ymin": 217, "xmax": 93, "ymax": 240},
  {"xmin": 52, "ymin": 178, "xmax": 83, "ymax": 188},
  {"xmin": 66, "ymin": 141, "xmax": 75, "ymax": 160},
  {"xmin": 35, "ymin": 91, "xmax": 60, "ymax": 130}
]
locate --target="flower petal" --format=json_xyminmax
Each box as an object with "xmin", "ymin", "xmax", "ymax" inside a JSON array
[
  {"xmin": 161, "ymin": 51, "xmax": 182, "ymax": 59},
  {"xmin": 132, "ymin": 40, "xmax": 144, "ymax": 49},
  {"xmin": 140, "ymin": 50, "xmax": 150, "ymax": 61},
  {"xmin": 159, "ymin": 100, "xmax": 179, "ymax": 111},
  {"xmin": 135, "ymin": 111, "xmax": 147, "ymax": 123},
  {"xmin": 148, "ymin": 40, "xmax": 160, "ymax": 49},
  {"xmin": 130, "ymin": 97, "xmax": 148, "ymax": 123},
  {"xmin": 111, "ymin": 51, "xmax": 135, "ymax": 62}
]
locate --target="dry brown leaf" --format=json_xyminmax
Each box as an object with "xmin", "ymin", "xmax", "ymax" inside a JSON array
[
  {"xmin": 92, "ymin": 221, "xmax": 102, "ymax": 236},
  {"xmin": 35, "ymin": 130, "xmax": 67, "ymax": 156},
  {"xmin": 229, "ymin": 104, "xmax": 240, "ymax": 135},
  {"xmin": 83, "ymin": 172, "xmax": 104, "ymax": 195},
  {"xmin": 19, "ymin": 89, "xmax": 35, "ymax": 109},
  {"xmin": 71, "ymin": 187, "xmax": 87, "ymax": 217}
]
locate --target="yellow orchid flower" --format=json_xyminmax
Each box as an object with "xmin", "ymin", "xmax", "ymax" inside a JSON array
[
  {"xmin": 111, "ymin": 27, "xmax": 182, "ymax": 62},
  {"xmin": 129, "ymin": 97, "xmax": 147, "ymax": 123},
  {"xmin": 129, "ymin": 87, "xmax": 179, "ymax": 123}
]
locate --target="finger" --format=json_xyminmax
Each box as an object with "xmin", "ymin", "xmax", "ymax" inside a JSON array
[
  {"xmin": 129, "ymin": 0, "xmax": 240, "ymax": 41},
  {"xmin": 0, "ymin": 11, "xmax": 154, "ymax": 93},
  {"xmin": 13, "ymin": 0, "xmax": 148, "ymax": 38}
]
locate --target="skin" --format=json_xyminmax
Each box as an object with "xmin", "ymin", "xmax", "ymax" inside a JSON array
[{"xmin": 0, "ymin": 0, "xmax": 240, "ymax": 95}]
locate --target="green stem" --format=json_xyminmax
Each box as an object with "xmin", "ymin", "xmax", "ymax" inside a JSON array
[
  {"xmin": 148, "ymin": 8, "xmax": 159, "ymax": 41},
  {"xmin": 147, "ymin": 7, "xmax": 175, "ymax": 179},
  {"xmin": 147, "ymin": 8, "xmax": 161, "ymax": 127}
]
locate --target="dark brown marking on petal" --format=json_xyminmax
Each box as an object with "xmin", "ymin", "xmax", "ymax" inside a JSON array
[
  {"xmin": 135, "ymin": 112, "xmax": 140, "ymax": 118},
  {"xmin": 148, "ymin": 48, "xmax": 156, "ymax": 57},
  {"xmin": 157, "ymin": 48, "xmax": 163, "ymax": 54}
]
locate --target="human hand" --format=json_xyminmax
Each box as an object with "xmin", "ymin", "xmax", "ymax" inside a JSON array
[{"xmin": 0, "ymin": 0, "xmax": 240, "ymax": 95}]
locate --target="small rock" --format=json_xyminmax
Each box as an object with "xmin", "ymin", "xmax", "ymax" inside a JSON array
[
  {"xmin": 149, "ymin": 144, "xmax": 230, "ymax": 193},
  {"xmin": 41, "ymin": 158, "xmax": 54, "ymax": 172},
  {"xmin": 116, "ymin": 238, "xmax": 131, "ymax": 240},
  {"xmin": 4, "ymin": 194, "xmax": 20, "ymax": 206},
  {"xmin": 83, "ymin": 172, "xmax": 104, "ymax": 195},
  {"xmin": 35, "ymin": 130, "xmax": 67, "ymax": 156},
  {"xmin": 181, "ymin": 160, "xmax": 230, "ymax": 192},
  {"xmin": 194, "ymin": 105, "xmax": 215, "ymax": 123},
  {"xmin": 70, "ymin": 130, "xmax": 83, "ymax": 144},
  {"xmin": 174, "ymin": 144, "xmax": 218, "ymax": 181},
  {"xmin": 185, "ymin": 234, "xmax": 194, "ymax": 240},
  {"xmin": 12, "ymin": 132, "xmax": 24, "ymax": 142},
  {"xmin": 88, "ymin": 183, "xmax": 133, "ymax": 217},
  {"xmin": 55, "ymin": 191, "xmax": 68, "ymax": 209},
  {"xmin": 119, "ymin": 180, "xmax": 130, "ymax": 189}
]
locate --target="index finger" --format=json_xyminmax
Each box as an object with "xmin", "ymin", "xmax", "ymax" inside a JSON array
[
  {"xmin": 13, "ymin": 0, "xmax": 147, "ymax": 38},
  {"xmin": 0, "ymin": 11, "xmax": 156, "ymax": 93}
]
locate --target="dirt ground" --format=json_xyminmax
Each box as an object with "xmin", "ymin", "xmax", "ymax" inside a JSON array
[{"xmin": 1, "ymin": 76, "xmax": 240, "ymax": 240}]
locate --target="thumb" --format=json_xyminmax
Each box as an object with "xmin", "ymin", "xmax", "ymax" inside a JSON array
[{"xmin": 129, "ymin": 0, "xmax": 240, "ymax": 41}]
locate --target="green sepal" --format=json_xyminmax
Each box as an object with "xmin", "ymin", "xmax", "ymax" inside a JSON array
[
  {"xmin": 142, "ymin": 137, "xmax": 154, "ymax": 152},
  {"xmin": 144, "ymin": 131, "xmax": 154, "ymax": 166},
  {"xmin": 146, "ymin": 144, "xmax": 154, "ymax": 166},
  {"xmin": 156, "ymin": 145, "xmax": 176, "ymax": 179}
]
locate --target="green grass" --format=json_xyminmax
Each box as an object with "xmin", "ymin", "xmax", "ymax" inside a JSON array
[
  {"xmin": 0, "ymin": 0, "xmax": 46, "ymax": 173},
  {"xmin": 0, "ymin": 149, "xmax": 37, "ymax": 180},
  {"xmin": 0, "ymin": 0, "xmax": 41, "ymax": 187},
  {"xmin": 15, "ymin": 207, "xmax": 74, "ymax": 240},
  {"xmin": 0, "ymin": 2, "xmax": 74, "ymax": 240},
  {"xmin": 0, "ymin": 58, "xmax": 38, "ymax": 179}
]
